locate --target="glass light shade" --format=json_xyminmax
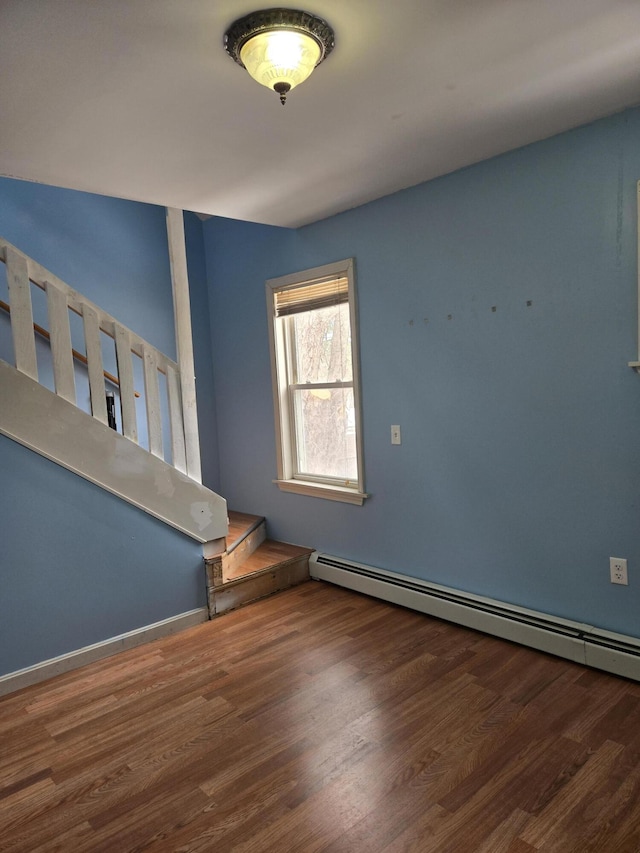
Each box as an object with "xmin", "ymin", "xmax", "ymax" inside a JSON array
[{"xmin": 240, "ymin": 30, "xmax": 321, "ymax": 94}]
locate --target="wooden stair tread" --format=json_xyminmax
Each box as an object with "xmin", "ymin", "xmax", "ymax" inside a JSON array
[
  {"xmin": 226, "ymin": 510, "xmax": 264, "ymax": 553},
  {"xmin": 223, "ymin": 540, "xmax": 315, "ymax": 582}
]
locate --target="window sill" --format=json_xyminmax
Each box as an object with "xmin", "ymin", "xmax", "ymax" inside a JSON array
[{"xmin": 274, "ymin": 479, "xmax": 369, "ymax": 505}]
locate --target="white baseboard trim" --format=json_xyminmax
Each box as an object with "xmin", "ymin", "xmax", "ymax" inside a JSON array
[
  {"xmin": 310, "ymin": 553, "xmax": 640, "ymax": 682},
  {"xmin": 0, "ymin": 607, "xmax": 208, "ymax": 697}
]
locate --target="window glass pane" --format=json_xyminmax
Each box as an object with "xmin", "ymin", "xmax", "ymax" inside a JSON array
[
  {"xmin": 292, "ymin": 303, "xmax": 352, "ymax": 384},
  {"xmin": 293, "ymin": 386, "xmax": 357, "ymax": 481}
]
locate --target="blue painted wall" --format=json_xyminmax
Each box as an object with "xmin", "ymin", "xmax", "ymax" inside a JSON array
[
  {"xmin": 0, "ymin": 178, "xmax": 176, "ymax": 357},
  {"xmin": 204, "ymin": 108, "xmax": 640, "ymax": 637},
  {"xmin": 0, "ymin": 436, "xmax": 205, "ymax": 674},
  {"xmin": 205, "ymin": 219, "xmax": 295, "ymax": 502},
  {"xmin": 0, "ymin": 182, "xmax": 212, "ymax": 676}
]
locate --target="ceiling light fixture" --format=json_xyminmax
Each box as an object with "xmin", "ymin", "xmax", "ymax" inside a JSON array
[{"xmin": 224, "ymin": 8, "xmax": 335, "ymax": 105}]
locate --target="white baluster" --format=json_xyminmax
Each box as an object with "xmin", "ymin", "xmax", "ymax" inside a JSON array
[
  {"xmin": 142, "ymin": 344, "xmax": 163, "ymax": 459},
  {"xmin": 114, "ymin": 323, "xmax": 138, "ymax": 442},
  {"xmin": 82, "ymin": 304, "xmax": 108, "ymax": 424},
  {"xmin": 46, "ymin": 280, "xmax": 76, "ymax": 404},
  {"xmin": 167, "ymin": 363, "xmax": 187, "ymax": 474},
  {"xmin": 5, "ymin": 248, "xmax": 38, "ymax": 380}
]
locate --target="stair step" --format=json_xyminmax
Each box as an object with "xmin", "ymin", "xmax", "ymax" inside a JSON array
[
  {"xmin": 226, "ymin": 511, "xmax": 264, "ymax": 553},
  {"xmin": 204, "ymin": 512, "xmax": 314, "ymax": 618},
  {"xmin": 221, "ymin": 512, "xmax": 267, "ymax": 581},
  {"xmin": 208, "ymin": 547, "xmax": 313, "ymax": 617},
  {"xmin": 224, "ymin": 540, "xmax": 314, "ymax": 581}
]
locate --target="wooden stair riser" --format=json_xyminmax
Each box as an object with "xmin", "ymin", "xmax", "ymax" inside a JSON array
[
  {"xmin": 208, "ymin": 555, "xmax": 310, "ymax": 618},
  {"xmin": 205, "ymin": 559, "xmax": 222, "ymax": 596},
  {"xmin": 222, "ymin": 520, "xmax": 266, "ymax": 581},
  {"xmin": 204, "ymin": 517, "xmax": 266, "ymax": 590}
]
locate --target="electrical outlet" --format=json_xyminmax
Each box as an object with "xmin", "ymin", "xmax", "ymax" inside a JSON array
[
  {"xmin": 391, "ymin": 425, "xmax": 401, "ymax": 445},
  {"xmin": 610, "ymin": 557, "xmax": 628, "ymax": 586}
]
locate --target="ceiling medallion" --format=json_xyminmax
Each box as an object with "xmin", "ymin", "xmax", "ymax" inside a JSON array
[{"xmin": 224, "ymin": 8, "xmax": 335, "ymax": 105}]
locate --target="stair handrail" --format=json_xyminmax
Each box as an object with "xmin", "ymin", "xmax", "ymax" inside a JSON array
[{"xmin": 0, "ymin": 237, "xmax": 188, "ymax": 475}]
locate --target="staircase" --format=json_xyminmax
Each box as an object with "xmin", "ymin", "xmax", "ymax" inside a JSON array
[
  {"xmin": 205, "ymin": 511, "xmax": 314, "ymax": 617},
  {"xmin": 0, "ymin": 236, "xmax": 228, "ymax": 551}
]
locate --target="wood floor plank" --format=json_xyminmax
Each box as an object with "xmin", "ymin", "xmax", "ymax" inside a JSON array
[
  {"xmin": 474, "ymin": 808, "xmax": 534, "ymax": 853},
  {"xmin": 1, "ymin": 580, "xmax": 639, "ymax": 851},
  {"xmin": 518, "ymin": 739, "xmax": 625, "ymax": 848}
]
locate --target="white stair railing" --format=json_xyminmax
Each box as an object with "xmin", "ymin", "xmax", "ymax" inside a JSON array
[{"xmin": 0, "ymin": 237, "xmax": 189, "ymax": 477}]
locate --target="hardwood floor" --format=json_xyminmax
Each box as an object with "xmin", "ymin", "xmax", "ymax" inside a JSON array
[{"xmin": 2, "ymin": 580, "xmax": 640, "ymax": 851}]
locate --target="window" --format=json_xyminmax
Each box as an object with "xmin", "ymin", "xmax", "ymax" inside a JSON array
[{"xmin": 266, "ymin": 258, "xmax": 367, "ymax": 504}]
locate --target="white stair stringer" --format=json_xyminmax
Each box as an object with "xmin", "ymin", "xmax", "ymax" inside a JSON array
[{"xmin": 0, "ymin": 359, "xmax": 227, "ymax": 548}]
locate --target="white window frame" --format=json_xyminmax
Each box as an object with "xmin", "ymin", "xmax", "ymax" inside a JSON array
[{"xmin": 266, "ymin": 258, "xmax": 367, "ymax": 505}]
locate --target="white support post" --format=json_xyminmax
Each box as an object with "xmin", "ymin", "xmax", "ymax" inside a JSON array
[{"xmin": 166, "ymin": 207, "xmax": 202, "ymax": 483}]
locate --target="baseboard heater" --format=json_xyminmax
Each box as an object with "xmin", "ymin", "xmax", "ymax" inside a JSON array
[{"xmin": 310, "ymin": 553, "xmax": 640, "ymax": 682}]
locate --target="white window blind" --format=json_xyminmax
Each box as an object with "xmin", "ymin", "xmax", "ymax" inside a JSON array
[{"xmin": 274, "ymin": 276, "xmax": 349, "ymax": 317}]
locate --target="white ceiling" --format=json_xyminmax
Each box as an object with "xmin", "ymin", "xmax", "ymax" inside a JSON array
[{"xmin": 1, "ymin": 1, "xmax": 640, "ymax": 228}]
